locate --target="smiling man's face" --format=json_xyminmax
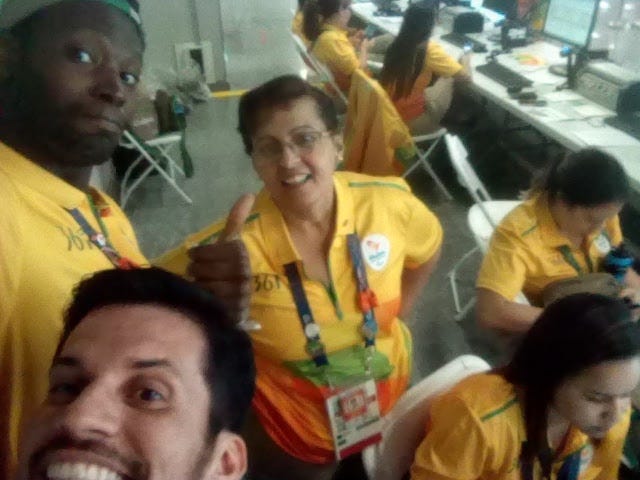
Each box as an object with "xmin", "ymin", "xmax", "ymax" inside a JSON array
[{"xmin": 17, "ymin": 304, "xmax": 223, "ymax": 480}]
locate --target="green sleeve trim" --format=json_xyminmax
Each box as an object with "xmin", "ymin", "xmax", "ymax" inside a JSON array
[
  {"xmin": 480, "ymin": 397, "xmax": 518, "ymax": 422},
  {"xmin": 348, "ymin": 181, "xmax": 409, "ymax": 192},
  {"xmin": 197, "ymin": 212, "xmax": 260, "ymax": 246},
  {"xmin": 520, "ymin": 223, "xmax": 539, "ymax": 238},
  {"xmin": 395, "ymin": 145, "xmax": 420, "ymax": 170}
]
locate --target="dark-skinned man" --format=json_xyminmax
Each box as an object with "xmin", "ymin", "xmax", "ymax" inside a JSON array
[{"xmin": 0, "ymin": 1, "xmax": 254, "ymax": 477}]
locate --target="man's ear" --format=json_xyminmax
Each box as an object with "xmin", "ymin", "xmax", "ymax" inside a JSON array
[
  {"xmin": 201, "ymin": 431, "xmax": 248, "ymax": 480},
  {"xmin": 332, "ymin": 133, "xmax": 344, "ymax": 167},
  {"xmin": 0, "ymin": 33, "xmax": 22, "ymax": 83}
]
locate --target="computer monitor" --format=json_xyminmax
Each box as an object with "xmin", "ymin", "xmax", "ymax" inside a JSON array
[
  {"xmin": 482, "ymin": 0, "xmax": 518, "ymax": 19},
  {"xmin": 543, "ymin": 0, "xmax": 600, "ymax": 48}
]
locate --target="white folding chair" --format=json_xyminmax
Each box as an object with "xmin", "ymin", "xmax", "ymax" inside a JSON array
[
  {"xmin": 307, "ymin": 51, "xmax": 350, "ymax": 107},
  {"xmin": 290, "ymin": 32, "xmax": 318, "ymax": 81},
  {"xmin": 119, "ymin": 131, "xmax": 193, "ymax": 209},
  {"xmin": 444, "ymin": 134, "xmax": 524, "ymax": 319},
  {"xmin": 290, "ymin": 32, "xmax": 349, "ymax": 107},
  {"xmin": 403, "ymin": 128, "xmax": 453, "ymax": 200},
  {"xmin": 363, "ymin": 355, "xmax": 491, "ymax": 480}
]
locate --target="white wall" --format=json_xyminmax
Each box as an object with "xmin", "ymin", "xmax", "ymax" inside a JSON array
[{"xmin": 139, "ymin": 0, "xmax": 200, "ymax": 73}]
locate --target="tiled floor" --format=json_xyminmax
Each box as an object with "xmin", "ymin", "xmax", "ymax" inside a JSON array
[{"xmin": 124, "ymin": 1, "xmax": 556, "ymax": 378}]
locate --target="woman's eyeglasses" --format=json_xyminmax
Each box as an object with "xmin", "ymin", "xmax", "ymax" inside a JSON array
[{"xmin": 253, "ymin": 130, "xmax": 331, "ymax": 163}]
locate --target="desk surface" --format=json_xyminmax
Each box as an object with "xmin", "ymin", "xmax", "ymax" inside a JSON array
[{"xmin": 352, "ymin": 2, "xmax": 640, "ymax": 191}]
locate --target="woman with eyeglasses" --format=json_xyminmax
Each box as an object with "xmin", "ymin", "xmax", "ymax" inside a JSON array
[
  {"xmin": 303, "ymin": 0, "xmax": 373, "ymax": 93},
  {"xmin": 160, "ymin": 75, "xmax": 443, "ymax": 480},
  {"xmin": 476, "ymin": 149, "xmax": 640, "ymax": 338},
  {"xmin": 411, "ymin": 293, "xmax": 640, "ymax": 480}
]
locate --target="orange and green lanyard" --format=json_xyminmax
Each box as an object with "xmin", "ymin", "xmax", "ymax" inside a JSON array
[{"xmin": 284, "ymin": 233, "xmax": 379, "ymax": 368}]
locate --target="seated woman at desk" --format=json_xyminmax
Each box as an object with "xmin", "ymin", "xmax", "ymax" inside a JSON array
[
  {"xmin": 379, "ymin": 0, "xmax": 471, "ymax": 135},
  {"xmin": 160, "ymin": 75, "xmax": 443, "ymax": 480},
  {"xmin": 303, "ymin": 0, "xmax": 374, "ymax": 92},
  {"xmin": 476, "ymin": 148, "xmax": 640, "ymax": 336},
  {"xmin": 411, "ymin": 293, "xmax": 640, "ymax": 480}
]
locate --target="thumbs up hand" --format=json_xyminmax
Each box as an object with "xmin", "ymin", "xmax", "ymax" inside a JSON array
[{"xmin": 188, "ymin": 194, "xmax": 256, "ymax": 325}]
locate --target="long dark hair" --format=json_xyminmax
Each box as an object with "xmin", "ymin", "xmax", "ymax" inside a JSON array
[
  {"xmin": 303, "ymin": 0, "xmax": 342, "ymax": 42},
  {"xmin": 529, "ymin": 148, "xmax": 630, "ymax": 206},
  {"xmin": 379, "ymin": 1, "xmax": 437, "ymax": 100},
  {"xmin": 502, "ymin": 293, "xmax": 640, "ymax": 477}
]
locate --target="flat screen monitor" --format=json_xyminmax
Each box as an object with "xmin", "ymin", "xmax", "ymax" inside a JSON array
[
  {"xmin": 543, "ymin": 0, "xmax": 600, "ymax": 48},
  {"xmin": 482, "ymin": 0, "xmax": 518, "ymax": 19}
]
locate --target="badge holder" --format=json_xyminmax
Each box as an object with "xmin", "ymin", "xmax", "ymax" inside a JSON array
[
  {"xmin": 324, "ymin": 371, "xmax": 383, "ymax": 461},
  {"xmin": 284, "ymin": 233, "xmax": 384, "ymax": 461}
]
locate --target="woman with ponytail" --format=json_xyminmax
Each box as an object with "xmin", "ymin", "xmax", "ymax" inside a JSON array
[
  {"xmin": 379, "ymin": 0, "xmax": 471, "ymax": 135},
  {"xmin": 411, "ymin": 293, "xmax": 640, "ymax": 480},
  {"xmin": 475, "ymin": 148, "xmax": 640, "ymax": 336},
  {"xmin": 303, "ymin": 0, "xmax": 373, "ymax": 92},
  {"xmin": 292, "ymin": 0, "xmax": 310, "ymax": 46}
]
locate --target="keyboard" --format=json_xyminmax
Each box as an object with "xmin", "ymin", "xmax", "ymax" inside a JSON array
[
  {"xmin": 476, "ymin": 62, "xmax": 533, "ymax": 89},
  {"xmin": 605, "ymin": 114, "xmax": 640, "ymax": 141},
  {"xmin": 440, "ymin": 32, "xmax": 488, "ymax": 53}
]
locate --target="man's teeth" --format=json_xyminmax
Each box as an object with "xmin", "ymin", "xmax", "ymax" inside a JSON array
[
  {"xmin": 283, "ymin": 174, "xmax": 309, "ymax": 185},
  {"xmin": 46, "ymin": 462, "xmax": 123, "ymax": 480}
]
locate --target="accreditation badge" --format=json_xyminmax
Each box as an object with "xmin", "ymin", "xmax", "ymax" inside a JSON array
[
  {"xmin": 594, "ymin": 233, "xmax": 611, "ymax": 255},
  {"xmin": 324, "ymin": 378, "xmax": 383, "ymax": 460},
  {"xmin": 579, "ymin": 443, "xmax": 594, "ymax": 474}
]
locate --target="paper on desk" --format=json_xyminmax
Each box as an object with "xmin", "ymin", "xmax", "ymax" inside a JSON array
[
  {"xmin": 572, "ymin": 129, "xmax": 639, "ymax": 147},
  {"xmin": 572, "ymin": 103, "xmax": 611, "ymax": 118},
  {"xmin": 545, "ymin": 100, "xmax": 612, "ymax": 120},
  {"xmin": 544, "ymin": 91, "xmax": 583, "ymax": 102},
  {"xmin": 523, "ymin": 106, "xmax": 574, "ymax": 121}
]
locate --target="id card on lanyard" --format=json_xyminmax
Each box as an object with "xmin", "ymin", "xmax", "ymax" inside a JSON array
[
  {"xmin": 284, "ymin": 233, "xmax": 383, "ymax": 461},
  {"xmin": 66, "ymin": 194, "xmax": 138, "ymax": 270}
]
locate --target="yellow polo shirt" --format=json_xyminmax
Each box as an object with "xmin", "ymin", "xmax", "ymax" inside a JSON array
[
  {"xmin": 411, "ymin": 373, "xmax": 630, "ymax": 480},
  {"xmin": 159, "ymin": 172, "xmax": 443, "ymax": 463},
  {"xmin": 390, "ymin": 41, "xmax": 463, "ymax": 122},
  {"xmin": 477, "ymin": 195, "xmax": 622, "ymax": 306},
  {"xmin": 0, "ymin": 142, "xmax": 147, "ymax": 478},
  {"xmin": 312, "ymin": 24, "xmax": 360, "ymax": 92}
]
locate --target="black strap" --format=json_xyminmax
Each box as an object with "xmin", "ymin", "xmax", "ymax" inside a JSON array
[
  {"xmin": 284, "ymin": 262, "xmax": 329, "ymax": 367},
  {"xmin": 283, "ymin": 233, "xmax": 379, "ymax": 367}
]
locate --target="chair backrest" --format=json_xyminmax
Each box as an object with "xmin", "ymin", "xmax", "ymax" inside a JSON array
[
  {"xmin": 290, "ymin": 32, "xmax": 321, "ymax": 78},
  {"xmin": 307, "ymin": 49, "xmax": 349, "ymax": 106},
  {"xmin": 343, "ymin": 69, "xmax": 417, "ymax": 175},
  {"xmin": 467, "ymin": 200, "xmax": 522, "ymax": 253},
  {"xmin": 445, "ymin": 133, "xmax": 492, "ymax": 204},
  {"xmin": 363, "ymin": 355, "xmax": 491, "ymax": 480}
]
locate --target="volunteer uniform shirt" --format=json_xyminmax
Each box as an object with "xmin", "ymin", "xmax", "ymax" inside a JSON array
[
  {"xmin": 390, "ymin": 42, "xmax": 462, "ymax": 123},
  {"xmin": 477, "ymin": 195, "xmax": 622, "ymax": 306},
  {"xmin": 411, "ymin": 373, "xmax": 630, "ymax": 480},
  {"xmin": 0, "ymin": 142, "xmax": 147, "ymax": 477},
  {"xmin": 159, "ymin": 172, "xmax": 443, "ymax": 463},
  {"xmin": 312, "ymin": 24, "xmax": 360, "ymax": 92}
]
